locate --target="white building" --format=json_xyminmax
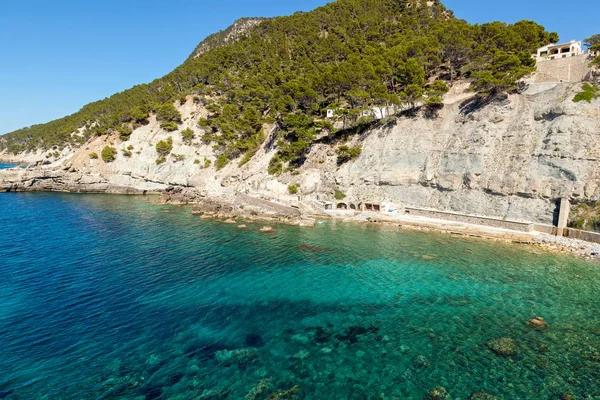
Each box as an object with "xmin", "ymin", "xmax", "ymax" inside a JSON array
[{"xmin": 535, "ymin": 40, "xmax": 583, "ymax": 62}]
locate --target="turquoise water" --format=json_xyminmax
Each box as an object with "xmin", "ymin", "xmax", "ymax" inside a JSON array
[
  {"xmin": 1, "ymin": 194, "xmax": 600, "ymax": 399},
  {"xmin": 0, "ymin": 163, "xmax": 15, "ymax": 169}
]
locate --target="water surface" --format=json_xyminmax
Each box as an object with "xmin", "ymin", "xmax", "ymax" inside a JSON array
[{"xmin": 0, "ymin": 193, "xmax": 599, "ymax": 399}]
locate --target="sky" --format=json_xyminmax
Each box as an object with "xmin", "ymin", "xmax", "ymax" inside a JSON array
[{"xmin": 0, "ymin": 0, "xmax": 597, "ymax": 134}]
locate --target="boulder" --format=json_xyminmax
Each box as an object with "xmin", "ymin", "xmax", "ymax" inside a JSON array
[
  {"xmin": 224, "ymin": 218, "xmax": 237, "ymax": 224},
  {"xmin": 260, "ymin": 226, "xmax": 274, "ymax": 233},
  {"xmin": 528, "ymin": 317, "xmax": 549, "ymax": 330},
  {"xmin": 237, "ymin": 224, "xmax": 248, "ymax": 229},
  {"xmin": 426, "ymin": 386, "xmax": 450, "ymax": 400},
  {"xmin": 487, "ymin": 337, "xmax": 517, "ymax": 356}
]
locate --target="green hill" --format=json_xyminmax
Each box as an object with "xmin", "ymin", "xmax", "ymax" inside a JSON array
[{"xmin": 0, "ymin": 0, "xmax": 555, "ymax": 171}]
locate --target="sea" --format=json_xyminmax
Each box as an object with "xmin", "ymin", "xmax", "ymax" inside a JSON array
[{"xmin": 0, "ymin": 193, "xmax": 599, "ymax": 399}]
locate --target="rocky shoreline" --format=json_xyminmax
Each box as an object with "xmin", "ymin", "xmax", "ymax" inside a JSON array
[{"xmin": 2, "ymin": 165, "xmax": 599, "ymax": 261}]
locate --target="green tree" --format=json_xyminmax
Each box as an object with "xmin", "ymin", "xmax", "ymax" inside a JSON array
[
  {"xmin": 181, "ymin": 128, "xmax": 195, "ymax": 145},
  {"xmin": 155, "ymin": 137, "xmax": 173, "ymax": 157}
]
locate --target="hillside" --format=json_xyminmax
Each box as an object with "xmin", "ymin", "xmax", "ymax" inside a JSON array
[
  {"xmin": 4, "ymin": 0, "xmax": 599, "ymax": 228},
  {"xmin": 0, "ymin": 0, "xmax": 555, "ymax": 168}
]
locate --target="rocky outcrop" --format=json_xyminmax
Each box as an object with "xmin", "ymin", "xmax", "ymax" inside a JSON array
[{"xmin": 1, "ymin": 83, "xmax": 599, "ymax": 225}]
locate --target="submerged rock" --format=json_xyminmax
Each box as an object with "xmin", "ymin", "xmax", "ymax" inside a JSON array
[
  {"xmin": 426, "ymin": 386, "xmax": 451, "ymax": 400},
  {"xmin": 487, "ymin": 337, "xmax": 517, "ymax": 356},
  {"xmin": 469, "ymin": 392, "xmax": 499, "ymax": 400},
  {"xmin": 215, "ymin": 347, "xmax": 258, "ymax": 366},
  {"xmin": 224, "ymin": 218, "xmax": 237, "ymax": 224},
  {"xmin": 237, "ymin": 224, "xmax": 247, "ymax": 229},
  {"xmin": 335, "ymin": 325, "xmax": 379, "ymax": 344},
  {"xmin": 245, "ymin": 333, "xmax": 264, "ymax": 348},
  {"xmin": 266, "ymin": 385, "xmax": 300, "ymax": 400},
  {"xmin": 244, "ymin": 379, "xmax": 271, "ymax": 400},
  {"xmin": 260, "ymin": 226, "xmax": 274, "ymax": 233},
  {"xmin": 413, "ymin": 355, "xmax": 431, "ymax": 369},
  {"xmin": 293, "ymin": 350, "xmax": 310, "ymax": 360},
  {"xmin": 528, "ymin": 317, "xmax": 549, "ymax": 330},
  {"xmin": 560, "ymin": 394, "xmax": 575, "ymax": 400}
]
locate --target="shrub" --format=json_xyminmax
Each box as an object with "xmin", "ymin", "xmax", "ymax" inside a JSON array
[
  {"xmin": 215, "ymin": 154, "xmax": 229, "ymax": 170},
  {"xmin": 172, "ymin": 154, "xmax": 185, "ymax": 162},
  {"xmin": 334, "ymin": 190, "xmax": 346, "ymax": 200},
  {"xmin": 160, "ymin": 121, "xmax": 179, "ymax": 132},
  {"xmin": 194, "ymin": 158, "xmax": 201, "ymax": 164},
  {"xmin": 204, "ymin": 158, "xmax": 212, "ymax": 168},
  {"xmin": 268, "ymin": 156, "xmax": 283, "ymax": 176},
  {"xmin": 336, "ymin": 145, "xmax": 362, "ymax": 165},
  {"xmin": 288, "ymin": 184, "xmax": 299, "ymax": 194},
  {"xmin": 573, "ymin": 83, "xmax": 600, "ymax": 103},
  {"xmin": 122, "ymin": 149, "xmax": 132, "ymax": 157},
  {"xmin": 156, "ymin": 156, "xmax": 167, "ymax": 165},
  {"xmin": 101, "ymin": 146, "xmax": 117, "ymax": 162},
  {"xmin": 127, "ymin": 145, "xmax": 134, "ymax": 150},
  {"xmin": 89, "ymin": 152, "xmax": 99, "ymax": 159},
  {"xmin": 181, "ymin": 128, "xmax": 195, "ymax": 145},
  {"xmin": 156, "ymin": 137, "xmax": 173, "ymax": 157},
  {"xmin": 118, "ymin": 124, "xmax": 133, "ymax": 141}
]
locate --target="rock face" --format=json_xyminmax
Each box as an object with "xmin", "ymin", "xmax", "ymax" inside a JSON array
[{"xmin": 1, "ymin": 83, "xmax": 599, "ymax": 225}]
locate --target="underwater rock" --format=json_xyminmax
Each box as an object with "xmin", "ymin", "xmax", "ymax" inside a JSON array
[
  {"xmin": 224, "ymin": 218, "xmax": 237, "ymax": 224},
  {"xmin": 260, "ymin": 226, "xmax": 274, "ymax": 233},
  {"xmin": 319, "ymin": 347, "xmax": 333, "ymax": 354},
  {"xmin": 245, "ymin": 333, "xmax": 264, "ymax": 348},
  {"xmin": 215, "ymin": 347, "xmax": 258, "ymax": 366},
  {"xmin": 469, "ymin": 392, "xmax": 499, "ymax": 400},
  {"xmin": 413, "ymin": 355, "xmax": 431, "ymax": 369},
  {"xmin": 426, "ymin": 386, "xmax": 451, "ymax": 400},
  {"xmin": 244, "ymin": 379, "xmax": 271, "ymax": 400},
  {"xmin": 291, "ymin": 334, "xmax": 310, "ymax": 344},
  {"xmin": 335, "ymin": 325, "xmax": 379, "ymax": 344},
  {"xmin": 560, "ymin": 394, "xmax": 575, "ymax": 400},
  {"xmin": 312, "ymin": 326, "xmax": 331, "ymax": 344},
  {"xmin": 293, "ymin": 350, "xmax": 310, "ymax": 360},
  {"xmin": 528, "ymin": 317, "xmax": 549, "ymax": 330},
  {"xmin": 487, "ymin": 337, "xmax": 517, "ymax": 356},
  {"xmin": 266, "ymin": 385, "xmax": 301, "ymax": 399},
  {"xmin": 237, "ymin": 224, "xmax": 247, "ymax": 229}
]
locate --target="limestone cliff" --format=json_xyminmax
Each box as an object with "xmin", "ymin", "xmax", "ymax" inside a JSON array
[{"xmin": 1, "ymin": 82, "xmax": 599, "ymax": 225}]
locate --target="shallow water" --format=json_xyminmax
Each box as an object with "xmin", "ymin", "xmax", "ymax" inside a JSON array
[
  {"xmin": 0, "ymin": 163, "xmax": 15, "ymax": 169},
  {"xmin": 1, "ymin": 193, "xmax": 600, "ymax": 399}
]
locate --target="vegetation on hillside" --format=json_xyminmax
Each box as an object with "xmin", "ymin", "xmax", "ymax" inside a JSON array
[
  {"xmin": 586, "ymin": 34, "xmax": 600, "ymax": 68},
  {"xmin": 0, "ymin": 0, "xmax": 555, "ymax": 173},
  {"xmin": 573, "ymin": 83, "xmax": 599, "ymax": 103},
  {"xmin": 569, "ymin": 202, "xmax": 600, "ymax": 232}
]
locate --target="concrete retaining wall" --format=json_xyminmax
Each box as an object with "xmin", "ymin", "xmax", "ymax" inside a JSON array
[
  {"xmin": 533, "ymin": 224, "xmax": 557, "ymax": 235},
  {"xmin": 404, "ymin": 207, "xmax": 534, "ymax": 232},
  {"xmin": 564, "ymin": 228, "xmax": 600, "ymax": 245}
]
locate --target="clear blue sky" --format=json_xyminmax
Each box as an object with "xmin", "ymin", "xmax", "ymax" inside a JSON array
[{"xmin": 0, "ymin": 0, "xmax": 597, "ymax": 134}]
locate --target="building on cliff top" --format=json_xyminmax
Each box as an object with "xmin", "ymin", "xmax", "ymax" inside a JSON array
[{"xmin": 535, "ymin": 40, "xmax": 583, "ymax": 62}]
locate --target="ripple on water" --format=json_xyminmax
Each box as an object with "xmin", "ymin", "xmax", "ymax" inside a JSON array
[{"xmin": 0, "ymin": 193, "xmax": 599, "ymax": 399}]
